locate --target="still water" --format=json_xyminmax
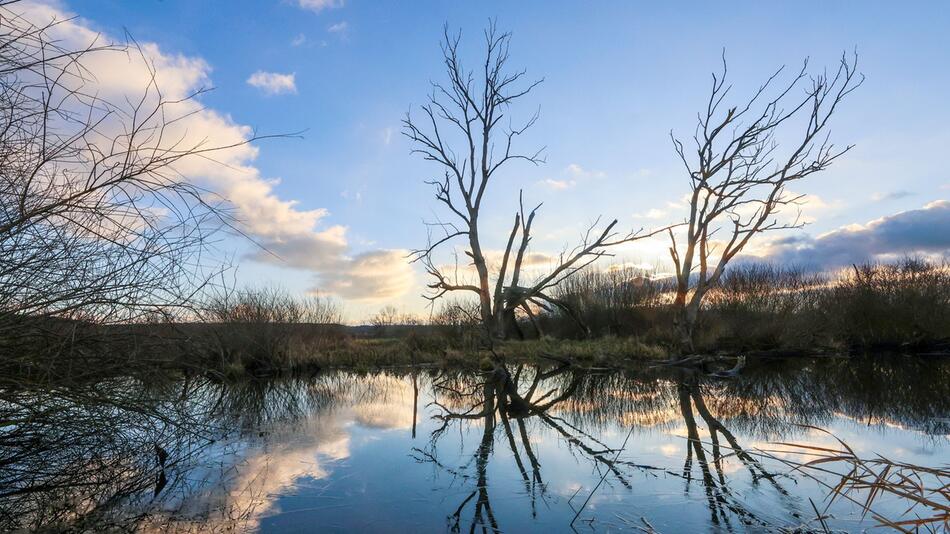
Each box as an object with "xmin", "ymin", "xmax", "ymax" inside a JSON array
[{"xmin": 2, "ymin": 356, "xmax": 948, "ymax": 532}]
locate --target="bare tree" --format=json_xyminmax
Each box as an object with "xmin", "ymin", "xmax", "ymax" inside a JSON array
[
  {"xmin": 405, "ymin": 23, "xmax": 661, "ymax": 341},
  {"xmin": 0, "ymin": 3, "xmax": 271, "ymax": 361},
  {"xmin": 667, "ymin": 52, "xmax": 862, "ymax": 353}
]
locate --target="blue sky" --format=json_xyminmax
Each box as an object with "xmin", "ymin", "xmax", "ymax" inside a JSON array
[{"xmin": 27, "ymin": 1, "xmax": 950, "ymax": 319}]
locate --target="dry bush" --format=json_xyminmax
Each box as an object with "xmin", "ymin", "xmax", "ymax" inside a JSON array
[
  {"xmin": 427, "ymin": 298, "xmax": 483, "ymax": 351},
  {"xmin": 536, "ymin": 258, "xmax": 950, "ymax": 352},
  {"xmin": 545, "ymin": 265, "xmax": 676, "ymax": 339},
  {"xmin": 702, "ymin": 263, "xmax": 828, "ymax": 349},
  {"xmin": 822, "ymin": 258, "xmax": 950, "ymax": 349},
  {"xmin": 201, "ymin": 287, "xmax": 343, "ymax": 375}
]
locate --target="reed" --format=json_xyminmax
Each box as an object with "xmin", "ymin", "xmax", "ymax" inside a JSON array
[{"xmin": 758, "ymin": 426, "xmax": 949, "ymax": 532}]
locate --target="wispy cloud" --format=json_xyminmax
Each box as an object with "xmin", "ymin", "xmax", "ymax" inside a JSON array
[
  {"xmin": 247, "ymin": 71, "xmax": 297, "ymax": 95},
  {"xmin": 540, "ymin": 178, "xmax": 576, "ymax": 190},
  {"xmin": 565, "ymin": 163, "xmax": 605, "ymax": 180},
  {"xmin": 291, "ymin": 33, "xmax": 307, "ymax": 47},
  {"xmin": 295, "ymin": 0, "xmax": 344, "ymax": 13},
  {"xmin": 328, "ymin": 21, "xmax": 349, "ymax": 34},
  {"xmin": 539, "ymin": 163, "xmax": 602, "ymax": 191},
  {"xmin": 633, "ymin": 208, "xmax": 668, "ymax": 220},
  {"xmin": 871, "ymin": 190, "xmax": 915, "ymax": 202},
  {"xmin": 317, "ymin": 250, "xmax": 414, "ymax": 301},
  {"xmin": 340, "ymin": 188, "xmax": 364, "ymax": 202}
]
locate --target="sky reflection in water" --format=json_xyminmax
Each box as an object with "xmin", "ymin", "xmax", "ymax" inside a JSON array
[
  {"xmin": 142, "ymin": 358, "xmax": 949, "ymax": 533},
  {"xmin": 2, "ymin": 357, "xmax": 947, "ymax": 532}
]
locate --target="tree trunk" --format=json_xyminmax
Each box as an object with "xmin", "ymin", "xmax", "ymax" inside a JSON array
[
  {"xmin": 503, "ymin": 309, "xmax": 522, "ymax": 340},
  {"xmin": 672, "ymin": 290, "xmax": 696, "ymax": 357}
]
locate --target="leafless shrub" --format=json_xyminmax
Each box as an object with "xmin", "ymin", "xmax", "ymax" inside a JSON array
[
  {"xmin": 428, "ymin": 298, "xmax": 482, "ymax": 350},
  {"xmin": 544, "ymin": 265, "xmax": 677, "ymax": 338},
  {"xmin": 201, "ymin": 286, "xmax": 343, "ymax": 374},
  {"xmin": 824, "ymin": 258, "xmax": 950, "ymax": 348},
  {"xmin": 0, "ymin": 2, "xmax": 271, "ymax": 369},
  {"xmin": 702, "ymin": 263, "xmax": 828, "ymax": 349},
  {"xmin": 534, "ymin": 258, "xmax": 950, "ymax": 351}
]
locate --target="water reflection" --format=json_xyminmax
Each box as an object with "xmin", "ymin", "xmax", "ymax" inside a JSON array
[
  {"xmin": 417, "ymin": 367, "xmax": 801, "ymax": 532},
  {"xmin": 415, "ymin": 363, "xmax": 601, "ymax": 531},
  {"xmin": 0, "ymin": 357, "xmax": 947, "ymax": 531},
  {"xmin": 673, "ymin": 377, "xmax": 797, "ymax": 529}
]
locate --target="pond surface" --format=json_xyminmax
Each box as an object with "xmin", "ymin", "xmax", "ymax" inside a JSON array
[{"xmin": 1, "ymin": 356, "xmax": 948, "ymax": 532}]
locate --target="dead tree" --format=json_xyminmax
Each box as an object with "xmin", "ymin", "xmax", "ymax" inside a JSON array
[
  {"xmin": 667, "ymin": 52, "xmax": 862, "ymax": 353},
  {"xmin": 405, "ymin": 23, "xmax": 661, "ymax": 340}
]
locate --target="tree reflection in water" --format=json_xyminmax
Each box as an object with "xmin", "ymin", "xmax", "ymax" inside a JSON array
[
  {"xmin": 415, "ymin": 363, "xmax": 788, "ymax": 532},
  {"xmin": 0, "ymin": 357, "xmax": 947, "ymax": 531},
  {"xmin": 413, "ymin": 357, "xmax": 949, "ymax": 532},
  {"xmin": 414, "ymin": 362, "xmax": 629, "ymax": 532},
  {"xmin": 674, "ymin": 376, "xmax": 797, "ymax": 530}
]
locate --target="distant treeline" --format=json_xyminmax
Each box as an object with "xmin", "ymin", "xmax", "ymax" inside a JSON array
[{"xmin": 536, "ymin": 257, "xmax": 950, "ymax": 353}]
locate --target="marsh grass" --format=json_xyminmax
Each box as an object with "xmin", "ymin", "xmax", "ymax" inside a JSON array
[
  {"xmin": 756, "ymin": 426, "xmax": 949, "ymax": 532},
  {"xmin": 544, "ymin": 258, "xmax": 950, "ymax": 353}
]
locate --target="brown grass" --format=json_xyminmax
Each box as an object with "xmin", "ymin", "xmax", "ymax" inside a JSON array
[{"xmin": 758, "ymin": 426, "xmax": 949, "ymax": 532}]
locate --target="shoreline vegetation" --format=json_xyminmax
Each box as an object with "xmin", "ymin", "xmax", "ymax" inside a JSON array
[
  {"xmin": 2, "ymin": 9, "xmax": 943, "ymax": 384},
  {"xmin": 175, "ymin": 257, "xmax": 950, "ymax": 377},
  {"xmin": 6, "ymin": 258, "xmax": 946, "ymax": 383}
]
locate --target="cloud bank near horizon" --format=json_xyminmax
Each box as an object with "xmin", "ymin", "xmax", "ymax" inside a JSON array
[{"xmin": 749, "ymin": 200, "xmax": 950, "ymax": 268}]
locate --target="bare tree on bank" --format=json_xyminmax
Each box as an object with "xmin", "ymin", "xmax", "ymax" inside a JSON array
[
  {"xmin": 405, "ymin": 23, "xmax": 662, "ymax": 341},
  {"xmin": 667, "ymin": 52, "xmax": 862, "ymax": 353},
  {"xmin": 0, "ymin": 4, "xmax": 271, "ymax": 360}
]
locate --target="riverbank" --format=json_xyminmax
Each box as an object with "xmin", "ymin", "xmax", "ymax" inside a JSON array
[
  {"xmin": 4, "ymin": 316, "xmax": 948, "ymax": 384},
  {"xmin": 195, "ymin": 335, "xmax": 671, "ymax": 378}
]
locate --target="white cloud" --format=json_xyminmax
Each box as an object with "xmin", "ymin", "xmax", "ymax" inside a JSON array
[
  {"xmin": 540, "ymin": 178, "xmax": 576, "ymax": 190},
  {"xmin": 539, "ymin": 163, "xmax": 604, "ymax": 191},
  {"xmin": 633, "ymin": 208, "xmax": 667, "ymax": 220},
  {"xmin": 327, "ymin": 21, "xmax": 349, "ymax": 34},
  {"xmin": 654, "ymin": 191, "xmax": 839, "ymax": 227},
  {"xmin": 295, "ymin": 0, "xmax": 344, "ymax": 13},
  {"xmin": 565, "ymin": 163, "xmax": 605, "ymax": 180},
  {"xmin": 12, "ymin": 1, "xmax": 411, "ymax": 302},
  {"xmin": 318, "ymin": 250, "xmax": 415, "ymax": 301},
  {"xmin": 291, "ymin": 33, "xmax": 307, "ymax": 47},
  {"xmin": 246, "ymin": 70, "xmax": 297, "ymax": 95}
]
